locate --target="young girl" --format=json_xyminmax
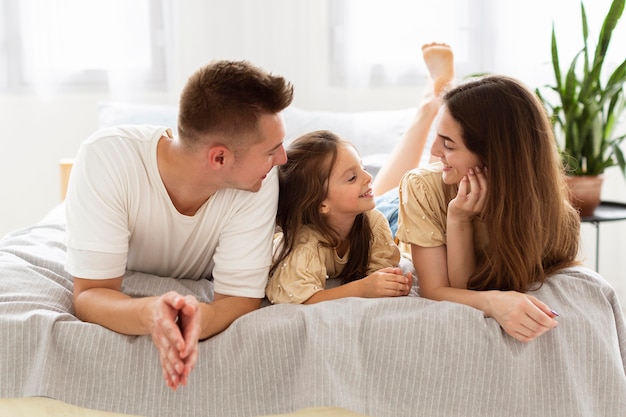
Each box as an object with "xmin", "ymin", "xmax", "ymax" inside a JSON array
[
  {"xmin": 266, "ymin": 131, "xmax": 412, "ymax": 304},
  {"xmin": 266, "ymin": 42, "xmax": 454, "ymax": 305},
  {"xmin": 397, "ymin": 75, "xmax": 582, "ymax": 342}
]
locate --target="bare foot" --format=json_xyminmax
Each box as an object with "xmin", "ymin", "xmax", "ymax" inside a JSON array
[{"xmin": 422, "ymin": 42, "xmax": 455, "ymax": 97}]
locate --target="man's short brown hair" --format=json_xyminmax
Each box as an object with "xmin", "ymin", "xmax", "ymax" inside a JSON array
[{"xmin": 178, "ymin": 60, "xmax": 294, "ymax": 148}]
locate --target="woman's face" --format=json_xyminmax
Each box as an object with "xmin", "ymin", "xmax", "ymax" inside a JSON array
[{"xmin": 430, "ymin": 106, "xmax": 481, "ymax": 185}]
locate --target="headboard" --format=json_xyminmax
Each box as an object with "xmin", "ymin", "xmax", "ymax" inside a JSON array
[{"xmin": 59, "ymin": 159, "xmax": 73, "ymax": 201}]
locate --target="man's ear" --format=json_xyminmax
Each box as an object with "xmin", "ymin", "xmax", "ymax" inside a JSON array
[{"xmin": 207, "ymin": 145, "xmax": 230, "ymax": 169}]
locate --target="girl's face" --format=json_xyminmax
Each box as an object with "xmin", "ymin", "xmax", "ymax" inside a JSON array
[
  {"xmin": 430, "ymin": 106, "xmax": 481, "ymax": 185},
  {"xmin": 321, "ymin": 144, "xmax": 375, "ymax": 218}
]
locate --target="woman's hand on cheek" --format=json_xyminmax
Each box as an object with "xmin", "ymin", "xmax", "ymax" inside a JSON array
[{"xmin": 448, "ymin": 166, "xmax": 487, "ymax": 221}]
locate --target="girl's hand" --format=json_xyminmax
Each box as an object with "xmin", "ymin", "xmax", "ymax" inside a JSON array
[
  {"xmin": 448, "ymin": 166, "xmax": 488, "ymax": 222},
  {"xmin": 360, "ymin": 267, "xmax": 412, "ymax": 298},
  {"xmin": 486, "ymin": 291, "xmax": 559, "ymax": 342}
]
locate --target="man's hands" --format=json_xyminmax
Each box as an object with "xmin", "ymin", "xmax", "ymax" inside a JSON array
[
  {"xmin": 147, "ymin": 292, "xmax": 202, "ymax": 391},
  {"xmin": 146, "ymin": 293, "xmax": 261, "ymax": 390},
  {"xmin": 73, "ymin": 277, "xmax": 261, "ymax": 391}
]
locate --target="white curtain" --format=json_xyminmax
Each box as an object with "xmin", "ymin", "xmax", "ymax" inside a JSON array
[
  {"xmin": 330, "ymin": 0, "xmax": 473, "ymax": 87},
  {"xmin": 331, "ymin": 0, "xmax": 626, "ymax": 88},
  {"xmin": 17, "ymin": 0, "xmax": 168, "ymax": 100}
]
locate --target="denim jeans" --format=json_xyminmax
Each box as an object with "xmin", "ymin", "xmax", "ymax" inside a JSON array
[{"xmin": 375, "ymin": 187, "xmax": 400, "ymax": 238}]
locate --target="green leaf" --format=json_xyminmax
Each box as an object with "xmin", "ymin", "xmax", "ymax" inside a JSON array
[{"xmin": 539, "ymin": 0, "xmax": 626, "ymax": 177}]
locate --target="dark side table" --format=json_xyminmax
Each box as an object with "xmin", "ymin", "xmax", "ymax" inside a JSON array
[{"xmin": 581, "ymin": 201, "xmax": 626, "ymax": 271}]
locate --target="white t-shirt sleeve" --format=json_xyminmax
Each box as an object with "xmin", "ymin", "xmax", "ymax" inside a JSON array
[
  {"xmin": 65, "ymin": 127, "xmax": 168, "ymax": 279},
  {"xmin": 65, "ymin": 143, "xmax": 130, "ymax": 278},
  {"xmin": 210, "ymin": 167, "xmax": 279, "ymax": 298}
]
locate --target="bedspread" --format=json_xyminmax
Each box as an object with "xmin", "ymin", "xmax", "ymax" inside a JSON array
[{"xmin": 1, "ymin": 205, "xmax": 626, "ymax": 417}]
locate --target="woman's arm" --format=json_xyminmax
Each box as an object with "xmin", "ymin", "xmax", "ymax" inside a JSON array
[
  {"xmin": 445, "ymin": 213, "xmax": 476, "ymax": 288},
  {"xmin": 445, "ymin": 168, "xmax": 486, "ymax": 287},
  {"xmin": 411, "ymin": 244, "xmax": 559, "ymax": 343}
]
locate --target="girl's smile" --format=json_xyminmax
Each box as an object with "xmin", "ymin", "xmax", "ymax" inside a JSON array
[{"xmin": 321, "ymin": 144, "xmax": 375, "ymax": 223}]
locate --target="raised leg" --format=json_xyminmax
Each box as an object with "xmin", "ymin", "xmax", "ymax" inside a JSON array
[{"xmin": 372, "ymin": 43, "xmax": 455, "ymax": 196}]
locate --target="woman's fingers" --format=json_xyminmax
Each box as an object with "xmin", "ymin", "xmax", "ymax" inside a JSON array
[{"xmin": 492, "ymin": 291, "xmax": 558, "ymax": 343}]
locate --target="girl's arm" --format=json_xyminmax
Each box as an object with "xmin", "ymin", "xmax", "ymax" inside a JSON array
[
  {"xmin": 301, "ymin": 210, "xmax": 411, "ymax": 304},
  {"xmin": 303, "ymin": 267, "xmax": 411, "ymax": 304},
  {"xmin": 267, "ymin": 237, "xmax": 409, "ymax": 304},
  {"xmin": 411, "ymin": 244, "xmax": 559, "ymax": 343}
]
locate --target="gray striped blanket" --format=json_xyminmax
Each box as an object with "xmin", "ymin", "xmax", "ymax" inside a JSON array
[{"xmin": 1, "ymin": 204, "xmax": 625, "ymax": 417}]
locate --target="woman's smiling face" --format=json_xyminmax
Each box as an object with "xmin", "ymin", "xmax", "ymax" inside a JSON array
[{"xmin": 430, "ymin": 106, "xmax": 481, "ymax": 185}]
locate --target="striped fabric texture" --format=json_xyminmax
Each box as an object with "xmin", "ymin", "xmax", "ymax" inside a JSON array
[{"xmin": 1, "ymin": 206, "xmax": 625, "ymax": 417}]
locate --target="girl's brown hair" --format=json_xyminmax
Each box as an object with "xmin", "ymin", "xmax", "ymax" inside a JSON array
[
  {"xmin": 270, "ymin": 130, "xmax": 373, "ymax": 282},
  {"xmin": 443, "ymin": 75, "xmax": 581, "ymax": 292}
]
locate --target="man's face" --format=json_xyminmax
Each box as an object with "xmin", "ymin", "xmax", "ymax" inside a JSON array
[{"xmin": 225, "ymin": 113, "xmax": 287, "ymax": 192}]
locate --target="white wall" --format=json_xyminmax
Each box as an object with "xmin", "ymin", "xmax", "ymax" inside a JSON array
[
  {"xmin": 0, "ymin": 0, "xmax": 423, "ymax": 239},
  {"xmin": 1, "ymin": 0, "xmax": 625, "ymax": 293}
]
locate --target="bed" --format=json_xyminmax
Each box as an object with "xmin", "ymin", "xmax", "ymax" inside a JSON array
[{"xmin": 1, "ymin": 103, "xmax": 626, "ymax": 417}]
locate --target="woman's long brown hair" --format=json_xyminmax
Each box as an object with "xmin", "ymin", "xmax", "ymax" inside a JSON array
[
  {"xmin": 443, "ymin": 75, "xmax": 581, "ymax": 292},
  {"xmin": 270, "ymin": 130, "xmax": 373, "ymax": 283}
]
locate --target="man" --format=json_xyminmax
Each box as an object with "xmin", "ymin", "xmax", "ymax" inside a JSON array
[{"xmin": 65, "ymin": 60, "xmax": 294, "ymax": 390}]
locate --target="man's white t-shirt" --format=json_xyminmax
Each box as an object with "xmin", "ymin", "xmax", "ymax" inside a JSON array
[{"xmin": 65, "ymin": 125, "xmax": 278, "ymax": 298}]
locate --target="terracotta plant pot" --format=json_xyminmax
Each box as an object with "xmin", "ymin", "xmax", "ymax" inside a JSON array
[{"xmin": 566, "ymin": 175, "xmax": 604, "ymax": 217}]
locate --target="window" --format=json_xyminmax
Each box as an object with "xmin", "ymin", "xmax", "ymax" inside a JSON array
[
  {"xmin": 0, "ymin": 0, "xmax": 168, "ymax": 95},
  {"xmin": 0, "ymin": 1, "xmax": 8, "ymax": 89},
  {"xmin": 329, "ymin": 0, "xmax": 625, "ymax": 89},
  {"xmin": 329, "ymin": 0, "xmax": 482, "ymax": 87}
]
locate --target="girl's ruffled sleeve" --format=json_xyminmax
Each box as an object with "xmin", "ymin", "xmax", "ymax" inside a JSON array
[
  {"xmin": 266, "ymin": 237, "xmax": 328, "ymax": 304},
  {"xmin": 366, "ymin": 209, "xmax": 401, "ymax": 274}
]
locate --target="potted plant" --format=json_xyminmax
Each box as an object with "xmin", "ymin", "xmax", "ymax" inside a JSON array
[{"xmin": 537, "ymin": 0, "xmax": 626, "ymax": 216}]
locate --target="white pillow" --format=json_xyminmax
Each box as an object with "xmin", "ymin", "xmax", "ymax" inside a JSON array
[
  {"xmin": 98, "ymin": 101, "xmax": 178, "ymax": 130},
  {"xmin": 97, "ymin": 102, "xmax": 431, "ymax": 164},
  {"xmin": 282, "ymin": 106, "xmax": 419, "ymax": 157}
]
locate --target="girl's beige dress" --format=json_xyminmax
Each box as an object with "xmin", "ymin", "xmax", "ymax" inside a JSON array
[{"xmin": 267, "ymin": 209, "xmax": 400, "ymax": 304}]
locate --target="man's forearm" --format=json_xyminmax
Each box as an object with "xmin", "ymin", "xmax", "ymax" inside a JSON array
[
  {"xmin": 74, "ymin": 287, "xmax": 157, "ymax": 335},
  {"xmin": 198, "ymin": 295, "xmax": 261, "ymax": 340}
]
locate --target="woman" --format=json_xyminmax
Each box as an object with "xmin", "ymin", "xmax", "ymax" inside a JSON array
[{"xmin": 397, "ymin": 75, "xmax": 581, "ymax": 342}]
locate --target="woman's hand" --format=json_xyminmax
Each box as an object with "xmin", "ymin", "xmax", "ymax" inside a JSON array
[
  {"xmin": 448, "ymin": 166, "xmax": 487, "ymax": 222},
  {"xmin": 486, "ymin": 290, "xmax": 559, "ymax": 342},
  {"xmin": 359, "ymin": 267, "xmax": 412, "ymax": 298}
]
